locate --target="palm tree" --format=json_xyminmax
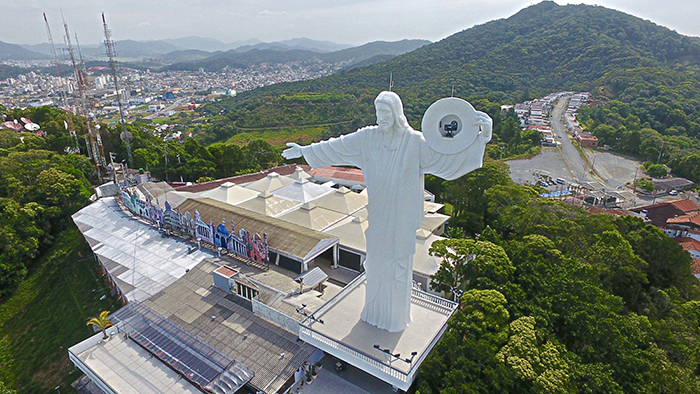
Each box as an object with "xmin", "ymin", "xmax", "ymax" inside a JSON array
[{"xmin": 86, "ymin": 311, "xmax": 114, "ymax": 339}]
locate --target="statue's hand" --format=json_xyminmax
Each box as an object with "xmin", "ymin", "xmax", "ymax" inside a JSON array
[
  {"xmin": 474, "ymin": 111, "xmax": 493, "ymax": 142},
  {"xmin": 282, "ymin": 142, "xmax": 303, "ymax": 159}
]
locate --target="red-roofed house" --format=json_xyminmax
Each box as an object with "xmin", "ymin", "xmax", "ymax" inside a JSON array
[
  {"xmin": 674, "ymin": 237, "xmax": 700, "ymax": 260},
  {"xmin": 667, "ymin": 199, "xmax": 700, "ymax": 213},
  {"xmin": 692, "ymin": 258, "xmax": 700, "ymax": 279},
  {"xmin": 631, "ymin": 202, "xmax": 686, "ymax": 228}
]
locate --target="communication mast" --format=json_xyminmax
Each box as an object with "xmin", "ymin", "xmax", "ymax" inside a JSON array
[
  {"xmin": 62, "ymin": 14, "xmax": 104, "ymax": 177},
  {"xmin": 44, "ymin": 13, "xmax": 80, "ymax": 154},
  {"xmin": 102, "ymin": 12, "xmax": 133, "ymax": 168},
  {"xmin": 75, "ymin": 32, "xmax": 106, "ymax": 167}
]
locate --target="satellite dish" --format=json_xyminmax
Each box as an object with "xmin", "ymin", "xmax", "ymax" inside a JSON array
[
  {"xmin": 421, "ymin": 97, "xmax": 481, "ymax": 155},
  {"xmin": 120, "ymin": 130, "xmax": 133, "ymax": 143},
  {"xmin": 95, "ymin": 124, "xmax": 101, "ymax": 130},
  {"xmin": 24, "ymin": 123, "xmax": 40, "ymax": 131}
]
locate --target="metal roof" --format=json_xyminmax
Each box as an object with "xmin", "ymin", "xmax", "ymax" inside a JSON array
[
  {"xmin": 277, "ymin": 203, "xmax": 347, "ymax": 231},
  {"xmin": 143, "ymin": 260, "xmax": 317, "ymax": 394},
  {"xmin": 272, "ymin": 178, "xmax": 333, "ymax": 203},
  {"xmin": 235, "ymin": 191, "xmax": 301, "ymax": 217},
  {"xmin": 325, "ymin": 216, "xmax": 369, "ymax": 254},
  {"xmin": 244, "ymin": 172, "xmax": 296, "ymax": 192},
  {"xmin": 420, "ymin": 213, "xmax": 449, "ymax": 233},
  {"xmin": 198, "ymin": 182, "xmax": 259, "ymax": 205},
  {"xmin": 311, "ymin": 186, "xmax": 368, "ymax": 215},
  {"xmin": 72, "ymin": 197, "xmax": 211, "ymax": 301},
  {"xmin": 177, "ymin": 197, "xmax": 338, "ymax": 262},
  {"xmin": 294, "ymin": 267, "xmax": 328, "ymax": 288},
  {"xmin": 110, "ymin": 302, "xmax": 254, "ymax": 393}
]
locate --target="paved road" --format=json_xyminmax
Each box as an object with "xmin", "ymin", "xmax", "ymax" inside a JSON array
[
  {"xmin": 509, "ymin": 98, "xmax": 643, "ymax": 187},
  {"xmin": 507, "ymin": 97, "xmax": 647, "ymax": 207},
  {"xmin": 509, "ymin": 97, "xmax": 587, "ymax": 186}
]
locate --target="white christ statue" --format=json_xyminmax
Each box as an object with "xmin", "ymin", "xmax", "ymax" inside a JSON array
[{"xmin": 283, "ymin": 91, "xmax": 491, "ymax": 332}]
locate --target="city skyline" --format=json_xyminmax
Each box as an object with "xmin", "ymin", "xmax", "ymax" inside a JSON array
[{"xmin": 2, "ymin": 1, "xmax": 699, "ymax": 48}]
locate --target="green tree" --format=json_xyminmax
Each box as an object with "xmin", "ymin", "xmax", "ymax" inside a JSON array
[
  {"xmin": 636, "ymin": 178, "xmax": 654, "ymax": 192},
  {"xmin": 207, "ymin": 142, "xmax": 245, "ymax": 178},
  {"xmin": 644, "ymin": 163, "xmax": 668, "ymax": 178},
  {"xmin": 496, "ymin": 317, "xmax": 572, "ymax": 394},
  {"xmin": 429, "ymin": 238, "xmax": 515, "ymax": 299}
]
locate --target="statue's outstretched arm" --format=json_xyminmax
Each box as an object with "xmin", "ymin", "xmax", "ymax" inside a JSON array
[{"xmin": 282, "ymin": 142, "xmax": 303, "ymax": 160}]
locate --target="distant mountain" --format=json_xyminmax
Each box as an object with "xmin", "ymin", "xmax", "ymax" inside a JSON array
[
  {"xmin": 161, "ymin": 48, "xmax": 321, "ymax": 71},
  {"xmin": 96, "ymin": 39, "xmax": 185, "ymax": 58},
  {"xmin": 319, "ymin": 39, "xmax": 430, "ymax": 63},
  {"xmin": 157, "ymin": 49, "xmax": 219, "ymax": 63},
  {"xmin": 21, "ymin": 43, "xmax": 64, "ymax": 56},
  {"xmin": 277, "ymin": 38, "xmax": 352, "ymax": 53},
  {"xmin": 162, "ymin": 36, "xmax": 231, "ymax": 52},
  {"xmin": 161, "ymin": 39, "xmax": 430, "ymax": 71},
  {"xmin": 0, "ymin": 41, "xmax": 48, "ymax": 60}
]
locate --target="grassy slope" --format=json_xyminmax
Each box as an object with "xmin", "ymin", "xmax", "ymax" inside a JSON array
[{"xmin": 0, "ymin": 225, "xmax": 123, "ymax": 393}]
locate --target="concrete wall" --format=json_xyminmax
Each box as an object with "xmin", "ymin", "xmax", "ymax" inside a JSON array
[{"xmin": 252, "ymin": 297, "xmax": 300, "ymax": 334}]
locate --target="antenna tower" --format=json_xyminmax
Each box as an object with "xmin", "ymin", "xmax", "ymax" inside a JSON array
[
  {"xmin": 75, "ymin": 33, "xmax": 106, "ymax": 168},
  {"xmin": 44, "ymin": 13, "xmax": 80, "ymax": 153},
  {"xmin": 102, "ymin": 12, "xmax": 133, "ymax": 168},
  {"xmin": 62, "ymin": 14, "xmax": 104, "ymax": 179}
]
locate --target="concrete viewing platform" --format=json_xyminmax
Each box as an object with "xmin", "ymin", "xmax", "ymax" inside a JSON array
[{"xmin": 299, "ymin": 273, "xmax": 458, "ymax": 391}]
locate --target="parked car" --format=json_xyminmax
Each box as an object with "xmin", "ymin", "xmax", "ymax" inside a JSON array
[{"xmin": 669, "ymin": 189, "xmax": 679, "ymax": 195}]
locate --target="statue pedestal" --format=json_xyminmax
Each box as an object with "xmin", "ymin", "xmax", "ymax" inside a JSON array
[{"xmin": 299, "ymin": 273, "xmax": 457, "ymax": 392}]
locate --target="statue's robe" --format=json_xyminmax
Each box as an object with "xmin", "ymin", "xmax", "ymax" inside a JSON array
[{"xmin": 301, "ymin": 125, "xmax": 489, "ymax": 331}]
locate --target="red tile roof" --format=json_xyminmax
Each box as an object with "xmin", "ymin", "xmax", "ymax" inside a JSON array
[
  {"xmin": 674, "ymin": 237, "xmax": 700, "ymax": 252},
  {"xmin": 693, "ymin": 258, "xmax": 700, "ymax": 276},
  {"xmin": 631, "ymin": 203, "xmax": 687, "ymax": 228},
  {"xmin": 666, "ymin": 211, "xmax": 700, "ymax": 227},
  {"xmin": 308, "ymin": 166, "xmax": 365, "ymax": 183},
  {"xmin": 667, "ymin": 199, "xmax": 700, "ymax": 213},
  {"xmin": 175, "ymin": 164, "xmax": 311, "ymax": 193}
]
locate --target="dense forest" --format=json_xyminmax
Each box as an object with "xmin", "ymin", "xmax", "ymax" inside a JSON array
[{"xmin": 417, "ymin": 160, "xmax": 700, "ymax": 393}]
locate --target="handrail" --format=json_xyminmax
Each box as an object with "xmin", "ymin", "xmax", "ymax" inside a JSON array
[{"xmin": 299, "ymin": 325, "xmax": 410, "ymax": 381}]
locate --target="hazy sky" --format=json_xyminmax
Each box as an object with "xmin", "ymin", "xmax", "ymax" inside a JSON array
[{"xmin": 3, "ymin": 0, "xmax": 699, "ymax": 47}]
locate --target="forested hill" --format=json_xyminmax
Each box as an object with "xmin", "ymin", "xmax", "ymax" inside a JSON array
[{"xmin": 244, "ymin": 1, "xmax": 700, "ymax": 95}]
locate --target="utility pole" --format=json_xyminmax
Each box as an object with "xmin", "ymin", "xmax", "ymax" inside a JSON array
[
  {"xmin": 164, "ymin": 144, "xmax": 169, "ymax": 183},
  {"xmin": 102, "ymin": 12, "xmax": 133, "ymax": 168},
  {"xmin": 657, "ymin": 140, "xmax": 666, "ymax": 164}
]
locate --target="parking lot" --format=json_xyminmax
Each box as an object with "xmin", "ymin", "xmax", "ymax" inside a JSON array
[{"xmin": 506, "ymin": 97, "xmax": 648, "ymax": 207}]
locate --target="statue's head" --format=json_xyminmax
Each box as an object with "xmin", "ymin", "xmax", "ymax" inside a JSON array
[{"xmin": 374, "ymin": 91, "xmax": 410, "ymax": 133}]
